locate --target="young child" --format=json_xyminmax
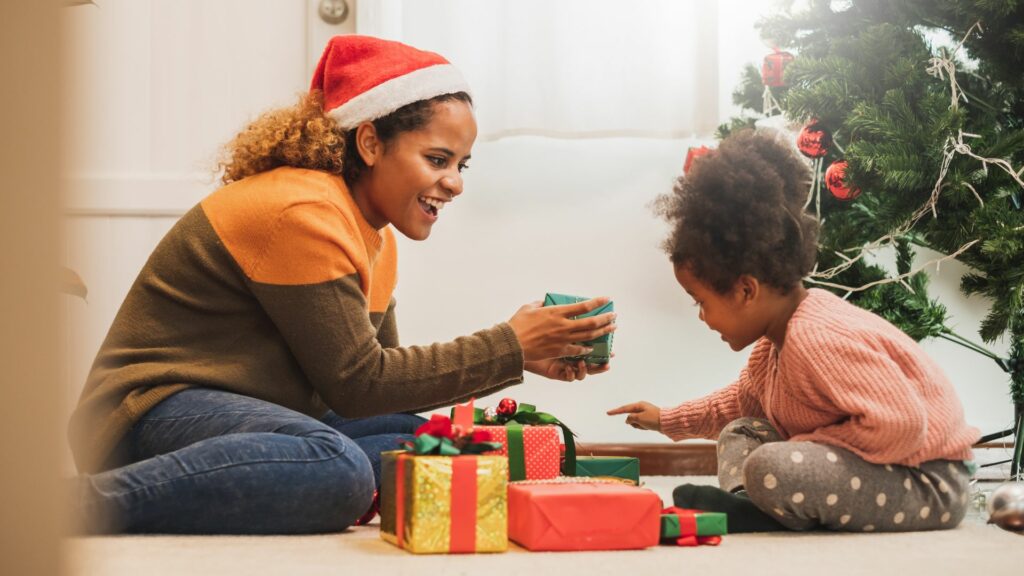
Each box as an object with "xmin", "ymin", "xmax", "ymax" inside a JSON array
[{"xmin": 608, "ymin": 130, "xmax": 979, "ymax": 533}]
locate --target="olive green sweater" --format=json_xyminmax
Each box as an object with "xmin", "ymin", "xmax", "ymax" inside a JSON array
[{"xmin": 70, "ymin": 167, "xmax": 523, "ymax": 473}]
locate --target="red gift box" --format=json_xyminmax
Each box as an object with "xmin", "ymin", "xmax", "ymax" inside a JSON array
[
  {"xmin": 761, "ymin": 50, "xmax": 794, "ymax": 87},
  {"xmin": 476, "ymin": 425, "xmax": 561, "ymax": 480},
  {"xmin": 508, "ymin": 482, "xmax": 662, "ymax": 551}
]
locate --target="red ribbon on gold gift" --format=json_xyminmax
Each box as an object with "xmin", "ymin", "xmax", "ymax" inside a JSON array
[{"xmin": 394, "ymin": 453, "xmax": 479, "ymax": 553}]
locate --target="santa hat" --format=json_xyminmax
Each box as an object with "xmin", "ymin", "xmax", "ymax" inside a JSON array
[{"xmin": 311, "ymin": 35, "xmax": 472, "ymax": 131}]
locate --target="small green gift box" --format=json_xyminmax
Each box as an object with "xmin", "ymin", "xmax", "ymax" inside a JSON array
[
  {"xmin": 575, "ymin": 456, "xmax": 640, "ymax": 485},
  {"xmin": 542, "ymin": 293, "xmax": 614, "ymax": 365},
  {"xmin": 661, "ymin": 509, "xmax": 728, "ymax": 539}
]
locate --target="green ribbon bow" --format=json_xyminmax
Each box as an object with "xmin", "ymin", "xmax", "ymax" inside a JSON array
[{"xmin": 406, "ymin": 434, "xmax": 502, "ymax": 456}]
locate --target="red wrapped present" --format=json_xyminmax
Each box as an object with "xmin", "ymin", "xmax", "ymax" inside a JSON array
[
  {"xmin": 476, "ymin": 424, "xmax": 561, "ymax": 481},
  {"xmin": 761, "ymin": 50, "xmax": 794, "ymax": 88},
  {"xmin": 458, "ymin": 398, "xmax": 577, "ymax": 481},
  {"xmin": 508, "ymin": 481, "xmax": 662, "ymax": 551}
]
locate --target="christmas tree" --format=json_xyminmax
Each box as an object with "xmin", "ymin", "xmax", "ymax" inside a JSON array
[{"xmin": 721, "ymin": 0, "xmax": 1024, "ymax": 476}]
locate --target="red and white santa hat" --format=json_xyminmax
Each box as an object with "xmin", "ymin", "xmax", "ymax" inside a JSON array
[{"xmin": 311, "ymin": 35, "xmax": 472, "ymax": 131}]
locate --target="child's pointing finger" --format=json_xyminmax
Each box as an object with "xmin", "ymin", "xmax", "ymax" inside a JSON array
[{"xmin": 606, "ymin": 403, "xmax": 643, "ymax": 415}]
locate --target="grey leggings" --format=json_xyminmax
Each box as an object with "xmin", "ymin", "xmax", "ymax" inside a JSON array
[{"xmin": 719, "ymin": 417, "xmax": 972, "ymax": 532}]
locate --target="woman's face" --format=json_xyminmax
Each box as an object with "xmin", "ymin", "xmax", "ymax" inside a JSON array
[
  {"xmin": 358, "ymin": 99, "xmax": 477, "ymax": 241},
  {"xmin": 674, "ymin": 263, "xmax": 762, "ymax": 352}
]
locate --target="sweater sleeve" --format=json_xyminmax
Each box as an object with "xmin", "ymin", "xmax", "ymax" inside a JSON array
[
  {"xmin": 784, "ymin": 327, "xmax": 928, "ymax": 464},
  {"xmin": 248, "ymin": 205, "xmax": 525, "ymax": 418},
  {"xmin": 659, "ymin": 339, "xmax": 771, "ymax": 441},
  {"xmin": 376, "ymin": 298, "xmax": 400, "ymax": 349}
]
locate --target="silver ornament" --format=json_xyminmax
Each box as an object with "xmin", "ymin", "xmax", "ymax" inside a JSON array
[
  {"xmin": 987, "ymin": 482, "xmax": 1024, "ymax": 532},
  {"xmin": 483, "ymin": 406, "xmax": 498, "ymax": 423}
]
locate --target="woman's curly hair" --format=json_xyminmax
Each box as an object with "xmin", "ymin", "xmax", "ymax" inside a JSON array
[
  {"xmin": 656, "ymin": 129, "xmax": 819, "ymax": 294},
  {"xmin": 218, "ymin": 90, "xmax": 472, "ymax": 187}
]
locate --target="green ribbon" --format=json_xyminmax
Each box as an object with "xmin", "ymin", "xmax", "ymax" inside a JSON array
[
  {"xmin": 407, "ymin": 434, "xmax": 501, "ymax": 456},
  {"xmin": 506, "ymin": 421, "xmax": 526, "ymax": 481},
  {"xmin": 468, "ymin": 403, "xmax": 577, "ymax": 479},
  {"xmin": 410, "ymin": 434, "xmax": 461, "ymax": 456}
]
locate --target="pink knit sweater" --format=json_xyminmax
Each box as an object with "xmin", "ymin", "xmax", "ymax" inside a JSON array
[{"xmin": 660, "ymin": 289, "xmax": 979, "ymax": 467}]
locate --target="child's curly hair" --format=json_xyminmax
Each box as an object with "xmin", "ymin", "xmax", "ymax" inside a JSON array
[
  {"xmin": 217, "ymin": 90, "xmax": 472, "ymax": 187},
  {"xmin": 656, "ymin": 130, "xmax": 819, "ymax": 294}
]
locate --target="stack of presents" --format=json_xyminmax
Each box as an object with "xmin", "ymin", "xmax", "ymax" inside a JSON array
[{"xmin": 379, "ymin": 294, "xmax": 726, "ymax": 555}]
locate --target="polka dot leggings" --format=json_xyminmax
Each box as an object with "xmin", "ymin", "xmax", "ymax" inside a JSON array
[{"xmin": 718, "ymin": 417, "xmax": 971, "ymax": 532}]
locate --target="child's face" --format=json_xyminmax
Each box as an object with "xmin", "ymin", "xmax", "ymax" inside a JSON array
[
  {"xmin": 674, "ymin": 264, "xmax": 763, "ymax": 352},
  {"xmin": 361, "ymin": 99, "xmax": 477, "ymax": 240}
]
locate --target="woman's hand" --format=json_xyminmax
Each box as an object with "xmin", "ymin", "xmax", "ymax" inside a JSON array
[
  {"xmin": 507, "ymin": 297, "xmax": 615, "ymax": 362},
  {"xmin": 525, "ymin": 357, "xmax": 612, "ymax": 382},
  {"xmin": 607, "ymin": 401, "xmax": 662, "ymax": 431}
]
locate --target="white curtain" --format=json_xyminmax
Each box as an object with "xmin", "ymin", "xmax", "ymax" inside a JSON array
[{"xmin": 357, "ymin": 0, "xmax": 727, "ymax": 140}]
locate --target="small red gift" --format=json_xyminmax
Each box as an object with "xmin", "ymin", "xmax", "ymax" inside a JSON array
[{"xmin": 761, "ymin": 50, "xmax": 794, "ymax": 88}]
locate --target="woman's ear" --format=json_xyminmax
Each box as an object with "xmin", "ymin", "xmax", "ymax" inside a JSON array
[{"xmin": 355, "ymin": 121, "xmax": 382, "ymax": 167}]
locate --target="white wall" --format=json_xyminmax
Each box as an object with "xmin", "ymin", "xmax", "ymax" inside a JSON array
[{"xmin": 63, "ymin": 1, "xmax": 1015, "ymax": 467}]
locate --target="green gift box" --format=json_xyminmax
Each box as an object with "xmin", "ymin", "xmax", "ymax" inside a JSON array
[
  {"xmin": 660, "ymin": 509, "xmax": 728, "ymax": 539},
  {"xmin": 575, "ymin": 456, "xmax": 640, "ymax": 485},
  {"xmin": 542, "ymin": 293, "xmax": 614, "ymax": 365}
]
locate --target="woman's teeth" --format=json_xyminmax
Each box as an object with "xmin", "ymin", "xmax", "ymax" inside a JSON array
[{"xmin": 419, "ymin": 196, "xmax": 443, "ymax": 215}]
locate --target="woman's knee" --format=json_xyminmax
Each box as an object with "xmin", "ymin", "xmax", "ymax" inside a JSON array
[{"xmin": 296, "ymin": 430, "xmax": 376, "ymax": 531}]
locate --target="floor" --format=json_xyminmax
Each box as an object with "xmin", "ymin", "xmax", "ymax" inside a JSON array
[{"xmin": 64, "ymin": 476, "xmax": 1024, "ymax": 576}]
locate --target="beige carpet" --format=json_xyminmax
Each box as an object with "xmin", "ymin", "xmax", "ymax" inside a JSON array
[{"xmin": 65, "ymin": 476, "xmax": 1023, "ymax": 576}]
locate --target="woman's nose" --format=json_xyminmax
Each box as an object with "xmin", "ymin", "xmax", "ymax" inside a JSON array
[{"xmin": 441, "ymin": 172, "xmax": 463, "ymax": 197}]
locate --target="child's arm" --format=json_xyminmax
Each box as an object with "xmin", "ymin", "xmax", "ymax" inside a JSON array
[
  {"xmin": 661, "ymin": 338, "xmax": 772, "ymax": 440},
  {"xmin": 609, "ymin": 339, "xmax": 772, "ymax": 440},
  {"xmin": 606, "ymin": 401, "xmax": 661, "ymax": 431}
]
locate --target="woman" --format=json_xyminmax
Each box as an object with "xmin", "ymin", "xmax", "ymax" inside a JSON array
[{"xmin": 70, "ymin": 35, "xmax": 615, "ymax": 535}]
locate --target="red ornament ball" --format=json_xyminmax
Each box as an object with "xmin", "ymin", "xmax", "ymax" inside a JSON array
[
  {"xmin": 683, "ymin": 145, "xmax": 713, "ymax": 174},
  {"xmin": 796, "ymin": 120, "xmax": 832, "ymax": 158},
  {"xmin": 825, "ymin": 160, "xmax": 860, "ymax": 200},
  {"xmin": 496, "ymin": 398, "xmax": 518, "ymax": 417}
]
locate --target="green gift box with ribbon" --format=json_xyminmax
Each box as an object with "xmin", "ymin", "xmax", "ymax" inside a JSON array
[
  {"xmin": 542, "ymin": 293, "xmax": 614, "ymax": 365},
  {"xmin": 575, "ymin": 456, "xmax": 640, "ymax": 485},
  {"xmin": 660, "ymin": 507, "xmax": 727, "ymax": 544}
]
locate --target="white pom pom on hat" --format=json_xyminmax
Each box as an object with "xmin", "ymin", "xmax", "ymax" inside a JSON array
[{"xmin": 310, "ymin": 35, "xmax": 472, "ymax": 131}]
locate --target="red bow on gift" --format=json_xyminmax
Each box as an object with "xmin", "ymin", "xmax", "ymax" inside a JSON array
[{"xmin": 415, "ymin": 414, "xmax": 493, "ymax": 443}]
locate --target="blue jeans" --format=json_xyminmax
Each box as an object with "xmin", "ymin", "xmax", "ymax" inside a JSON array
[{"xmin": 81, "ymin": 388, "xmax": 424, "ymax": 534}]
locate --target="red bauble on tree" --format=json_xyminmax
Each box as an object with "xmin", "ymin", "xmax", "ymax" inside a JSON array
[
  {"xmin": 796, "ymin": 120, "xmax": 832, "ymax": 158},
  {"xmin": 683, "ymin": 145, "xmax": 712, "ymax": 174},
  {"xmin": 825, "ymin": 160, "xmax": 861, "ymax": 200},
  {"xmin": 761, "ymin": 50, "xmax": 794, "ymax": 88},
  {"xmin": 496, "ymin": 397, "xmax": 518, "ymax": 417}
]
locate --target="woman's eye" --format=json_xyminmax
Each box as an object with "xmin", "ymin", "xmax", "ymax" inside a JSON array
[
  {"xmin": 458, "ymin": 163, "xmax": 469, "ymax": 173},
  {"xmin": 427, "ymin": 156, "xmax": 446, "ymax": 168}
]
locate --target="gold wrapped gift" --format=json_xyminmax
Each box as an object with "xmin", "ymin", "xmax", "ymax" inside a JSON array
[{"xmin": 380, "ymin": 451, "xmax": 508, "ymax": 554}]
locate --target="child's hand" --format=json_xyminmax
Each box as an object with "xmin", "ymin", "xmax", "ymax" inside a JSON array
[
  {"xmin": 525, "ymin": 357, "xmax": 612, "ymax": 382},
  {"xmin": 508, "ymin": 297, "xmax": 616, "ymax": 361},
  {"xmin": 607, "ymin": 401, "xmax": 662, "ymax": 431}
]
